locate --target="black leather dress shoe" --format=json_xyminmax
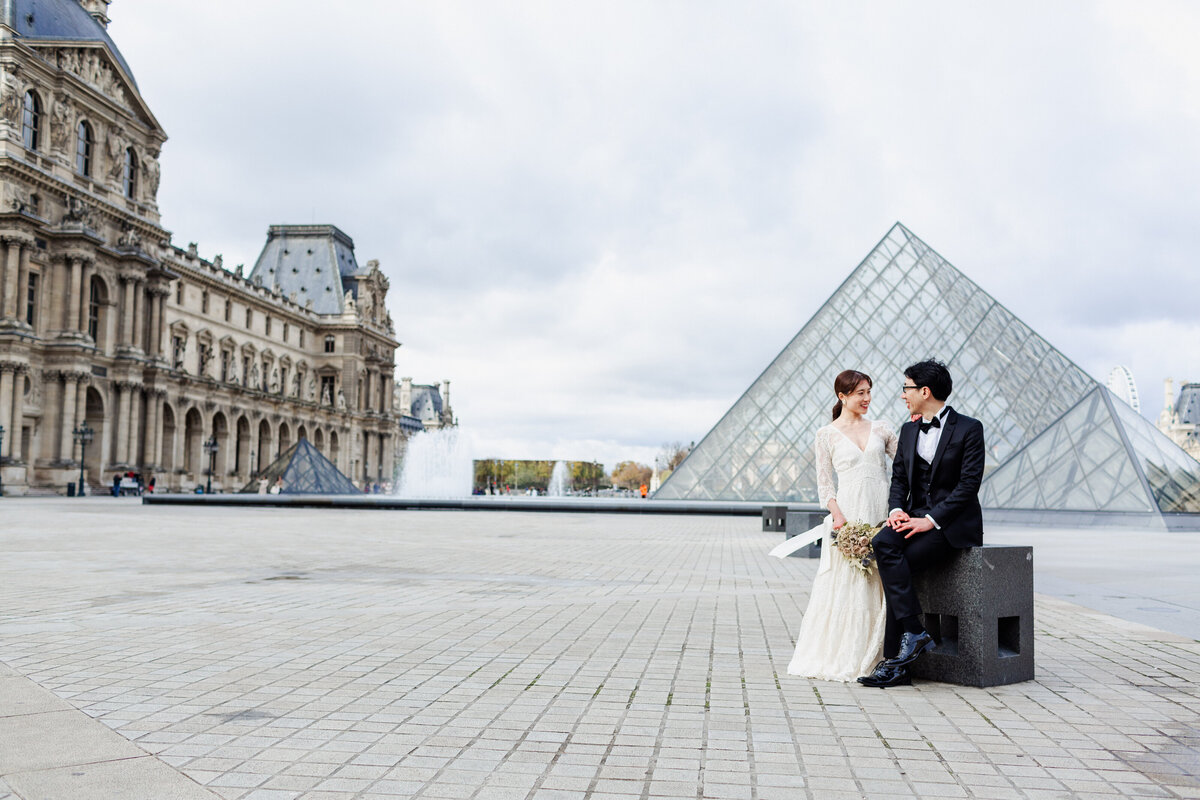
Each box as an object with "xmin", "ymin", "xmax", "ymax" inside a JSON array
[
  {"xmin": 857, "ymin": 663, "xmax": 911, "ymax": 688},
  {"xmin": 884, "ymin": 631, "xmax": 934, "ymax": 668}
]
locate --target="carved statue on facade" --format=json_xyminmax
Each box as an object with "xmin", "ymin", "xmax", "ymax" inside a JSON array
[
  {"xmin": 50, "ymin": 93, "xmax": 72, "ymax": 151},
  {"xmin": 1, "ymin": 66, "xmax": 22, "ymax": 125},
  {"xmin": 142, "ymin": 155, "xmax": 161, "ymax": 200},
  {"xmin": 198, "ymin": 344, "xmax": 213, "ymax": 378},
  {"xmin": 213, "ymin": 254, "xmax": 223, "ymax": 270},
  {"xmin": 5, "ymin": 183, "xmax": 31, "ymax": 213},
  {"xmin": 269, "ymin": 368, "xmax": 279, "ymax": 394},
  {"xmin": 336, "ymin": 388, "xmax": 346, "ymax": 411},
  {"xmin": 186, "ymin": 242, "xmax": 198, "ymax": 258},
  {"xmin": 292, "ymin": 371, "xmax": 301, "ymax": 398},
  {"xmin": 105, "ymin": 125, "xmax": 126, "ymax": 182},
  {"xmin": 343, "ymin": 291, "xmax": 356, "ymax": 314},
  {"xmin": 27, "ymin": 369, "xmax": 41, "ymax": 408},
  {"xmin": 117, "ymin": 223, "xmax": 141, "ymax": 250},
  {"xmin": 321, "ymin": 383, "xmax": 332, "ymax": 406},
  {"xmin": 249, "ymin": 362, "xmax": 260, "ymax": 391},
  {"xmin": 63, "ymin": 197, "xmax": 93, "ymax": 227}
]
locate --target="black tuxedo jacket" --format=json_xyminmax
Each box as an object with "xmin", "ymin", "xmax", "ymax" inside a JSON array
[{"xmin": 888, "ymin": 406, "xmax": 985, "ymax": 549}]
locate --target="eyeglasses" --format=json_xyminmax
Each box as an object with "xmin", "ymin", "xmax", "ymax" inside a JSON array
[{"xmin": 901, "ymin": 385, "xmax": 920, "ymax": 392}]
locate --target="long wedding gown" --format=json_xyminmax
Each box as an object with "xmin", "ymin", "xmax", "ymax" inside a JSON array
[{"xmin": 787, "ymin": 420, "xmax": 896, "ymax": 681}]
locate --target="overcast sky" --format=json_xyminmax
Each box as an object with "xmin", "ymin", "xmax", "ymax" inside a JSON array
[{"xmin": 110, "ymin": 0, "xmax": 1200, "ymax": 468}]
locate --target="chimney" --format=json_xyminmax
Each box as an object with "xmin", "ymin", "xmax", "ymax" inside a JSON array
[
  {"xmin": 441, "ymin": 380, "xmax": 451, "ymax": 410},
  {"xmin": 1165, "ymin": 378, "xmax": 1175, "ymax": 414},
  {"xmin": 399, "ymin": 377, "xmax": 412, "ymax": 416},
  {"xmin": 79, "ymin": 0, "xmax": 110, "ymax": 28}
]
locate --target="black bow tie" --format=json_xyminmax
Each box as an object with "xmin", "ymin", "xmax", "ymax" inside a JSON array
[{"xmin": 919, "ymin": 416, "xmax": 941, "ymax": 434}]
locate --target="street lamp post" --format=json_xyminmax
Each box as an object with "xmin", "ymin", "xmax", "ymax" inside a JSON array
[
  {"xmin": 73, "ymin": 424, "xmax": 93, "ymax": 497},
  {"xmin": 203, "ymin": 436, "xmax": 218, "ymax": 494},
  {"xmin": 0, "ymin": 424, "xmax": 6, "ymax": 497}
]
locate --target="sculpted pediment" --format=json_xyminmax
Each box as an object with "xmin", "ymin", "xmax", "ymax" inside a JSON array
[{"xmin": 31, "ymin": 44, "xmax": 161, "ymax": 132}]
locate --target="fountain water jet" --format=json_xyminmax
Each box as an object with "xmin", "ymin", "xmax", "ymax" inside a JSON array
[
  {"xmin": 396, "ymin": 428, "xmax": 474, "ymax": 498},
  {"xmin": 547, "ymin": 461, "xmax": 571, "ymax": 496}
]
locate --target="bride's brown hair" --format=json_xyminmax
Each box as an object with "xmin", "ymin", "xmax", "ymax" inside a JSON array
[{"xmin": 832, "ymin": 370, "xmax": 872, "ymax": 421}]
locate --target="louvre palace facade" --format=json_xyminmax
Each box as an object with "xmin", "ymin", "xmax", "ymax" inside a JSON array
[{"xmin": 0, "ymin": 0, "xmax": 407, "ymax": 493}]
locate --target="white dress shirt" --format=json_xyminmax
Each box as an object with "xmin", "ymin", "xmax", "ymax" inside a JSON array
[
  {"xmin": 891, "ymin": 405, "xmax": 949, "ymax": 529},
  {"xmin": 916, "ymin": 406, "xmax": 950, "ymax": 464}
]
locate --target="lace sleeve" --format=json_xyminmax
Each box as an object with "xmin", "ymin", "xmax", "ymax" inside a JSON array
[
  {"xmin": 877, "ymin": 420, "xmax": 899, "ymax": 460},
  {"xmin": 815, "ymin": 428, "xmax": 837, "ymax": 509}
]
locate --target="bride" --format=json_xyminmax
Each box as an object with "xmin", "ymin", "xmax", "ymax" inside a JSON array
[{"xmin": 784, "ymin": 370, "xmax": 896, "ymax": 681}]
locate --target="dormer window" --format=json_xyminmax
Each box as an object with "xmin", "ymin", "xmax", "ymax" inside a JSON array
[
  {"xmin": 22, "ymin": 91, "xmax": 40, "ymax": 151},
  {"xmin": 76, "ymin": 121, "xmax": 93, "ymax": 176},
  {"xmin": 123, "ymin": 147, "xmax": 137, "ymax": 199}
]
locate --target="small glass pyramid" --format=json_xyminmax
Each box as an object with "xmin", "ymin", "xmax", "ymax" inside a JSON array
[
  {"xmin": 238, "ymin": 437, "xmax": 359, "ymax": 495},
  {"xmin": 657, "ymin": 223, "xmax": 1200, "ymax": 522}
]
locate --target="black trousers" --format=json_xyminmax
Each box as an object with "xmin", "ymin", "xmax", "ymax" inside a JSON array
[{"xmin": 874, "ymin": 524, "xmax": 955, "ymax": 657}]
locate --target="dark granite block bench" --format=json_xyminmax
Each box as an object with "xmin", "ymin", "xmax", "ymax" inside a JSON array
[
  {"xmin": 911, "ymin": 544, "xmax": 1034, "ymax": 687},
  {"xmin": 762, "ymin": 505, "xmax": 787, "ymax": 532},
  {"xmin": 784, "ymin": 510, "xmax": 824, "ymax": 558}
]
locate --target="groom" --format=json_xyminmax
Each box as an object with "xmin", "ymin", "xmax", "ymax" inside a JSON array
[{"xmin": 858, "ymin": 360, "xmax": 985, "ymax": 688}]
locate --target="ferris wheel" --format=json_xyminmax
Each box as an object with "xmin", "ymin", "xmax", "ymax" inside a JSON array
[{"xmin": 1107, "ymin": 366, "xmax": 1140, "ymax": 413}]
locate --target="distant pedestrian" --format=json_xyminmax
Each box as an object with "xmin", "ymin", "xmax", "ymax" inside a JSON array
[
  {"xmin": 639, "ymin": 483, "xmax": 648, "ymax": 499},
  {"xmin": 112, "ymin": 473, "xmax": 121, "ymax": 497}
]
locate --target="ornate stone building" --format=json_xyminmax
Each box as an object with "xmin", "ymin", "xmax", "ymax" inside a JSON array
[
  {"xmin": 0, "ymin": 0, "xmax": 401, "ymax": 493},
  {"xmin": 1157, "ymin": 379, "xmax": 1200, "ymax": 460}
]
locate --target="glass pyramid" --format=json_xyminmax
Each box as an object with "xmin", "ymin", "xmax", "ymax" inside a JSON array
[
  {"xmin": 981, "ymin": 386, "xmax": 1200, "ymax": 515},
  {"xmin": 237, "ymin": 437, "xmax": 359, "ymax": 495},
  {"xmin": 657, "ymin": 223, "xmax": 1200, "ymax": 521}
]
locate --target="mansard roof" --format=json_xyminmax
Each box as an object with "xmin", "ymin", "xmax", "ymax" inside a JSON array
[
  {"xmin": 1177, "ymin": 383, "xmax": 1200, "ymax": 426},
  {"xmin": 409, "ymin": 385, "xmax": 445, "ymax": 422},
  {"xmin": 9, "ymin": 0, "xmax": 138, "ymax": 88},
  {"xmin": 248, "ymin": 225, "xmax": 359, "ymax": 316}
]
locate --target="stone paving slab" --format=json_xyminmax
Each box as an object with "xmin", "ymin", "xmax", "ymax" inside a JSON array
[{"xmin": 0, "ymin": 498, "xmax": 1198, "ymax": 799}]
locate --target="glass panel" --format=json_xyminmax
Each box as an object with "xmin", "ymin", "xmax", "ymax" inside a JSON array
[{"xmin": 659, "ymin": 224, "xmax": 1112, "ymax": 511}]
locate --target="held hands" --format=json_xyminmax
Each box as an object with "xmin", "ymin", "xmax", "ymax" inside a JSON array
[
  {"xmin": 893, "ymin": 515, "xmax": 935, "ymax": 539},
  {"xmin": 886, "ymin": 509, "xmax": 910, "ymax": 528}
]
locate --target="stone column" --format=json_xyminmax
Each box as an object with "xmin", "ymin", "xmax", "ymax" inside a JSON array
[
  {"xmin": 66, "ymin": 257, "xmax": 82, "ymax": 333},
  {"xmin": 121, "ymin": 276, "xmax": 135, "ymax": 345},
  {"xmin": 79, "ymin": 261, "xmax": 95, "ymax": 333},
  {"xmin": 131, "ymin": 281, "xmax": 144, "ymax": 350},
  {"xmin": 76, "ymin": 378, "xmax": 89, "ymax": 472},
  {"xmin": 114, "ymin": 382, "xmax": 130, "ymax": 464},
  {"xmin": 9, "ymin": 365, "xmax": 26, "ymax": 461},
  {"xmin": 143, "ymin": 390, "xmax": 160, "ymax": 467},
  {"xmin": 1, "ymin": 237, "xmax": 21, "ymax": 320},
  {"xmin": 126, "ymin": 386, "xmax": 142, "ymax": 468},
  {"xmin": 15, "ymin": 242, "xmax": 31, "ymax": 326},
  {"xmin": 0, "ymin": 363, "xmax": 14, "ymax": 458},
  {"xmin": 59, "ymin": 373, "xmax": 80, "ymax": 462}
]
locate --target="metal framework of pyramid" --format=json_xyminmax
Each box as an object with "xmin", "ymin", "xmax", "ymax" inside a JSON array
[
  {"xmin": 656, "ymin": 223, "xmax": 1200, "ymax": 526},
  {"xmin": 238, "ymin": 438, "xmax": 359, "ymax": 494}
]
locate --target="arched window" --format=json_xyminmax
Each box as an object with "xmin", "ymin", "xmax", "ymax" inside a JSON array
[
  {"xmin": 22, "ymin": 91, "xmax": 40, "ymax": 151},
  {"xmin": 76, "ymin": 121, "xmax": 93, "ymax": 176},
  {"xmin": 122, "ymin": 147, "xmax": 137, "ymax": 199}
]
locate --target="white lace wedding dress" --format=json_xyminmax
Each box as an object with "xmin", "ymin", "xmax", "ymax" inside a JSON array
[{"xmin": 787, "ymin": 420, "xmax": 896, "ymax": 681}]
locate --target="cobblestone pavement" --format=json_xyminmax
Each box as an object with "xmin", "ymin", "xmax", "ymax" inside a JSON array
[{"xmin": 1, "ymin": 498, "xmax": 1198, "ymax": 799}]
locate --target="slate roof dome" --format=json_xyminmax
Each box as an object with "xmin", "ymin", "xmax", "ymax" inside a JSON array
[{"xmin": 8, "ymin": 0, "xmax": 139, "ymax": 88}]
